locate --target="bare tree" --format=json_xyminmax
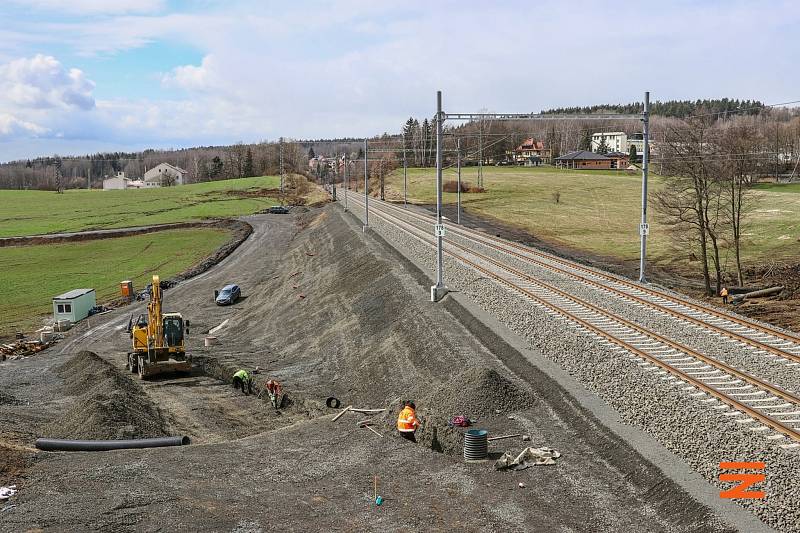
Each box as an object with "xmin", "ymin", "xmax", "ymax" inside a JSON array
[
  {"xmin": 719, "ymin": 118, "xmax": 760, "ymax": 285},
  {"xmin": 656, "ymin": 118, "xmax": 726, "ymax": 295}
]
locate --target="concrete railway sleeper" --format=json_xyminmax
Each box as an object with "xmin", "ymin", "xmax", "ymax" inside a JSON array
[
  {"xmin": 356, "ymin": 195, "xmax": 800, "ymax": 364},
  {"xmin": 345, "ymin": 196, "xmax": 800, "ymax": 444}
]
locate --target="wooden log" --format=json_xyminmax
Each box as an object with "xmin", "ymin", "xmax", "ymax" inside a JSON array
[
  {"xmin": 331, "ymin": 405, "xmax": 352, "ymax": 422},
  {"xmin": 349, "ymin": 408, "xmax": 387, "ymax": 414}
]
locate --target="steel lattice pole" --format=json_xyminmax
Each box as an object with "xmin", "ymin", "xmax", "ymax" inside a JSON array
[
  {"xmin": 434, "ymin": 91, "xmax": 445, "ymax": 294},
  {"xmin": 639, "ymin": 91, "xmax": 650, "ymax": 283}
]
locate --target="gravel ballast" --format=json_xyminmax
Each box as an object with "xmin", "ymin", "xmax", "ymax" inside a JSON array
[{"xmin": 346, "ymin": 197, "xmax": 799, "ymax": 533}]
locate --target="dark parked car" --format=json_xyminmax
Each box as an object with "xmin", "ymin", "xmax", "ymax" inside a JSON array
[
  {"xmin": 268, "ymin": 205, "xmax": 290, "ymax": 214},
  {"xmin": 215, "ymin": 284, "xmax": 241, "ymax": 305}
]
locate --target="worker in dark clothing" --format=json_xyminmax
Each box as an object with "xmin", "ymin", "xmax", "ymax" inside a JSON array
[
  {"xmin": 721, "ymin": 287, "xmax": 729, "ymax": 305},
  {"xmin": 397, "ymin": 400, "xmax": 421, "ymax": 443},
  {"xmin": 232, "ymin": 369, "xmax": 253, "ymax": 395}
]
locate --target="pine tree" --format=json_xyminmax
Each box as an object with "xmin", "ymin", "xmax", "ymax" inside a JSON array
[
  {"xmin": 402, "ymin": 117, "xmax": 415, "ymax": 149},
  {"xmin": 308, "ymin": 147, "xmax": 316, "ymax": 160},
  {"xmin": 421, "ymin": 118, "xmax": 430, "ymax": 166},
  {"xmin": 628, "ymin": 143, "xmax": 638, "ymax": 163},
  {"xmin": 578, "ymin": 130, "xmax": 592, "ymax": 151},
  {"xmin": 596, "ymin": 135, "xmax": 609, "ymax": 154},
  {"xmin": 243, "ymin": 147, "xmax": 254, "ymax": 177}
]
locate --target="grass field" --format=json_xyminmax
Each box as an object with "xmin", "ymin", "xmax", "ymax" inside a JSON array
[
  {"xmin": 0, "ymin": 228, "xmax": 230, "ymax": 337},
  {"xmin": 382, "ymin": 166, "xmax": 800, "ymax": 268},
  {"xmin": 0, "ymin": 176, "xmax": 283, "ymax": 237}
]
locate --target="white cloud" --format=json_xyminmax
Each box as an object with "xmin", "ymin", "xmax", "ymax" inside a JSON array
[
  {"xmin": 162, "ymin": 55, "xmax": 215, "ymax": 92},
  {"xmin": 0, "ymin": 113, "xmax": 49, "ymax": 140},
  {"xmin": 0, "ymin": 55, "xmax": 96, "ymax": 146},
  {"xmin": 8, "ymin": 0, "xmax": 164, "ymax": 15},
  {"xmin": 2, "ymin": 1, "xmax": 800, "ymax": 160},
  {"xmin": 0, "ymin": 54, "xmax": 95, "ymax": 110}
]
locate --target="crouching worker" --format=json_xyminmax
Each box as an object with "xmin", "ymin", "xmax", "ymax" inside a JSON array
[
  {"xmin": 232, "ymin": 369, "xmax": 253, "ymax": 395},
  {"xmin": 397, "ymin": 401, "xmax": 421, "ymax": 443}
]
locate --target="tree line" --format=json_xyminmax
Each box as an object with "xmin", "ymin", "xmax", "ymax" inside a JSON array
[
  {"xmin": 0, "ymin": 141, "xmax": 308, "ymax": 191},
  {"xmin": 655, "ymin": 112, "xmax": 800, "ymax": 295},
  {"xmin": 542, "ymin": 98, "xmax": 766, "ymax": 119}
]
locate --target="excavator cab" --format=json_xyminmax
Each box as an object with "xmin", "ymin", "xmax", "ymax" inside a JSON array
[{"xmin": 163, "ymin": 314, "xmax": 184, "ymax": 347}]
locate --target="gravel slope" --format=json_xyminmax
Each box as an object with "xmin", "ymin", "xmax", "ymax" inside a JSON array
[{"xmin": 345, "ymin": 197, "xmax": 797, "ymax": 533}]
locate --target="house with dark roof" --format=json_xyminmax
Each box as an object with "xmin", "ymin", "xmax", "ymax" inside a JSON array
[
  {"xmin": 605, "ymin": 151, "xmax": 630, "ymax": 169},
  {"xmin": 554, "ymin": 150, "xmax": 613, "ymax": 169}
]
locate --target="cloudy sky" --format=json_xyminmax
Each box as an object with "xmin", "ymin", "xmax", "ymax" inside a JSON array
[{"xmin": 0, "ymin": 0, "xmax": 798, "ymax": 161}]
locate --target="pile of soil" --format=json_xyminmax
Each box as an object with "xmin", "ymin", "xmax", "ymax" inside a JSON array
[
  {"xmin": 44, "ymin": 351, "xmax": 170, "ymax": 440},
  {"xmin": 424, "ymin": 367, "xmax": 535, "ymax": 421},
  {"xmin": 223, "ymin": 188, "xmax": 281, "ymax": 198},
  {"xmin": 173, "ymin": 220, "xmax": 252, "ymax": 282},
  {"xmin": 0, "ymin": 391, "xmax": 23, "ymax": 405},
  {"xmin": 378, "ymin": 367, "xmax": 536, "ymax": 456},
  {"xmin": 0, "ymin": 445, "xmax": 30, "ymax": 486}
]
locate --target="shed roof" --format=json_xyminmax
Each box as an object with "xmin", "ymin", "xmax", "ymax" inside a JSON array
[
  {"xmin": 592, "ymin": 131, "xmax": 625, "ymax": 137},
  {"xmin": 555, "ymin": 150, "xmax": 610, "ymax": 161},
  {"xmin": 53, "ymin": 288, "xmax": 95, "ymax": 300}
]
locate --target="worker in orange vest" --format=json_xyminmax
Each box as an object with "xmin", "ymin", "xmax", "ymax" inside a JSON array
[
  {"xmin": 397, "ymin": 400, "xmax": 421, "ymax": 442},
  {"xmin": 721, "ymin": 287, "xmax": 729, "ymax": 304}
]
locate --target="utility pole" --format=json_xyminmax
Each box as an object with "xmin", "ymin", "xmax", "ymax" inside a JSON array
[
  {"xmin": 478, "ymin": 117, "xmax": 483, "ymax": 188},
  {"xmin": 363, "ymin": 139, "xmax": 369, "ymax": 230},
  {"xmin": 88, "ymin": 166, "xmax": 91, "ymax": 190},
  {"xmin": 279, "ymin": 137, "xmax": 284, "ymax": 194},
  {"xmin": 379, "ymin": 158, "xmax": 385, "ymax": 201},
  {"xmin": 638, "ymin": 91, "xmax": 650, "ymax": 283},
  {"xmin": 332, "ymin": 154, "xmax": 337, "ymax": 201},
  {"xmin": 343, "ymin": 154, "xmax": 348, "ymax": 211},
  {"xmin": 457, "ymin": 137, "xmax": 462, "ymax": 225},
  {"xmin": 55, "ymin": 157, "xmax": 63, "ymax": 194},
  {"xmin": 403, "ymin": 133, "xmax": 408, "ymax": 208},
  {"xmin": 775, "ymin": 122, "xmax": 780, "ymax": 181},
  {"xmin": 431, "ymin": 90, "xmax": 447, "ymax": 301}
]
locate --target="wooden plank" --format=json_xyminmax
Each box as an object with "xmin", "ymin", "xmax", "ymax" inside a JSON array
[
  {"xmin": 487, "ymin": 434, "xmax": 523, "ymax": 442},
  {"xmin": 331, "ymin": 405, "xmax": 352, "ymax": 422}
]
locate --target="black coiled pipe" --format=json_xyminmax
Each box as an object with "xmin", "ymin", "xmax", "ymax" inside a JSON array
[{"xmin": 35, "ymin": 436, "xmax": 190, "ymax": 452}]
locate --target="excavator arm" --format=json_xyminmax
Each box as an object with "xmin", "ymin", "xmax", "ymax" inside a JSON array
[{"xmin": 148, "ymin": 275, "xmax": 164, "ymax": 350}]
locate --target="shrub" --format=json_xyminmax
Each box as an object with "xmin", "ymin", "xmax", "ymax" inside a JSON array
[{"xmin": 443, "ymin": 180, "xmax": 485, "ymax": 193}]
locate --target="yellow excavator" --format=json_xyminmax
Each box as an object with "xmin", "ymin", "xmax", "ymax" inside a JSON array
[{"xmin": 126, "ymin": 275, "xmax": 191, "ymax": 379}]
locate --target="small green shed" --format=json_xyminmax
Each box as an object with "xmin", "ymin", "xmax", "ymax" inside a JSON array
[{"xmin": 52, "ymin": 288, "xmax": 96, "ymax": 324}]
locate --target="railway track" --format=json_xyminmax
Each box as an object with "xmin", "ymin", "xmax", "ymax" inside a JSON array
[
  {"xmin": 344, "ymin": 193, "xmax": 800, "ymax": 445},
  {"xmin": 355, "ymin": 195, "xmax": 800, "ymax": 366}
]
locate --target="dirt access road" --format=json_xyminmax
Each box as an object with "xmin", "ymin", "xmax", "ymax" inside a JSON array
[{"xmin": 0, "ymin": 206, "xmax": 763, "ymax": 532}]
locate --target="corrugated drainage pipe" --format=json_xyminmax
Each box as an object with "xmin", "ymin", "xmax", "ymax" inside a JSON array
[
  {"xmin": 463, "ymin": 429, "xmax": 488, "ymax": 461},
  {"xmin": 35, "ymin": 436, "xmax": 190, "ymax": 452}
]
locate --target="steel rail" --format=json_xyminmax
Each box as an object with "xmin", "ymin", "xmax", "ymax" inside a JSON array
[
  {"xmin": 375, "ymin": 200, "xmax": 800, "ymax": 364},
  {"xmin": 346, "ymin": 197, "xmax": 800, "ymax": 443},
  {"xmin": 367, "ymin": 197, "xmax": 800, "ymax": 359}
]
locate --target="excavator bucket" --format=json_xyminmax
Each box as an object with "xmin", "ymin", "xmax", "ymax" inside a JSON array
[{"xmin": 138, "ymin": 358, "xmax": 191, "ymax": 379}]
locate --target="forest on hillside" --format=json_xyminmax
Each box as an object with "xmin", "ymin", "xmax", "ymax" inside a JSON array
[{"xmin": 541, "ymin": 98, "xmax": 767, "ymax": 118}]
